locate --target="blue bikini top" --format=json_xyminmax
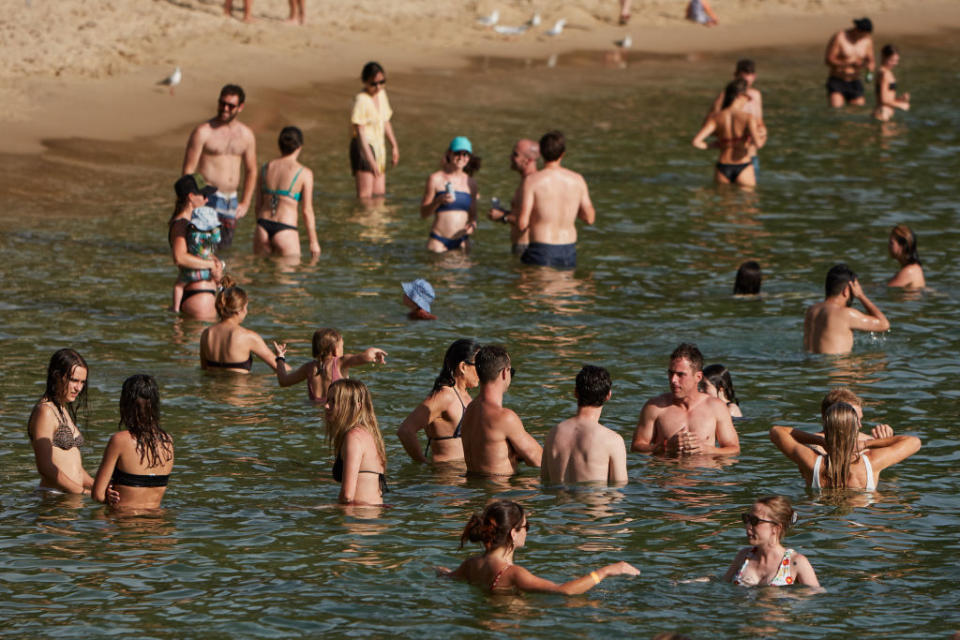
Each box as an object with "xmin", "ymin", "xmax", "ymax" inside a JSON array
[
  {"xmin": 436, "ymin": 189, "xmax": 472, "ymax": 213},
  {"xmin": 262, "ymin": 164, "xmax": 303, "ymax": 202}
]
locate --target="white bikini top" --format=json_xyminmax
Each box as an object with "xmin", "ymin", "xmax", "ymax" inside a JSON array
[{"xmin": 811, "ymin": 453, "xmax": 876, "ymax": 491}]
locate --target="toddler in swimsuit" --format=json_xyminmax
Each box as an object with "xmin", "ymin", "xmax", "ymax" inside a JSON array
[
  {"xmin": 401, "ymin": 278, "xmax": 437, "ymax": 320},
  {"xmin": 172, "ymin": 206, "xmax": 222, "ymax": 312}
]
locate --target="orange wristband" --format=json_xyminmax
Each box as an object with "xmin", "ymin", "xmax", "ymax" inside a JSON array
[{"xmin": 590, "ymin": 571, "xmax": 601, "ymax": 585}]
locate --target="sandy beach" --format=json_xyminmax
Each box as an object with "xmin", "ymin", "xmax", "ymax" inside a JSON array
[{"xmin": 2, "ymin": 0, "xmax": 959, "ymax": 156}]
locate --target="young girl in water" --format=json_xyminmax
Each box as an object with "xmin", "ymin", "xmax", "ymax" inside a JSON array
[
  {"xmin": 887, "ymin": 224, "xmax": 925, "ymax": 289},
  {"xmin": 274, "ymin": 328, "xmax": 387, "ymax": 404},
  {"xmin": 438, "ymin": 500, "xmax": 639, "ymax": 594},
  {"xmin": 723, "ymin": 496, "xmax": 819, "ymax": 587}
]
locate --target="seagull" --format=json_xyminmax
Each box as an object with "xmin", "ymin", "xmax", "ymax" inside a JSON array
[
  {"xmin": 158, "ymin": 66, "xmax": 181, "ymax": 95},
  {"xmin": 546, "ymin": 19, "xmax": 566, "ymax": 36},
  {"xmin": 494, "ymin": 24, "xmax": 528, "ymax": 35},
  {"xmin": 616, "ymin": 34, "xmax": 632, "ymax": 48},
  {"xmin": 527, "ymin": 12, "xmax": 541, "ymax": 27},
  {"xmin": 476, "ymin": 9, "xmax": 499, "ymax": 26},
  {"xmin": 546, "ymin": 54, "xmax": 558, "ymax": 68}
]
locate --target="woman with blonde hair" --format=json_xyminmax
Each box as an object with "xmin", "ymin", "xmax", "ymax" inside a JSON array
[
  {"xmin": 324, "ymin": 379, "xmax": 388, "ymax": 505},
  {"xmin": 887, "ymin": 224, "xmax": 925, "ymax": 289},
  {"xmin": 199, "ymin": 276, "xmax": 280, "ymax": 373},
  {"xmin": 770, "ymin": 402, "xmax": 921, "ymax": 490}
]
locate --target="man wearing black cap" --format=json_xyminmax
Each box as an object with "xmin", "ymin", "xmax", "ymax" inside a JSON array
[{"xmin": 824, "ymin": 18, "xmax": 876, "ymax": 107}]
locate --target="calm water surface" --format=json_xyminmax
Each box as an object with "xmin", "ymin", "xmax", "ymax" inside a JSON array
[{"xmin": 1, "ymin": 34, "xmax": 959, "ymax": 638}]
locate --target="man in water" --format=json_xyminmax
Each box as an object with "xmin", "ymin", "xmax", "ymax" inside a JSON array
[
  {"xmin": 632, "ymin": 343, "xmax": 740, "ymax": 456},
  {"xmin": 182, "ymin": 84, "xmax": 257, "ymax": 250},
  {"xmin": 542, "ymin": 365, "xmax": 628, "ymax": 485},
  {"xmin": 803, "ymin": 263, "xmax": 890, "ymax": 354},
  {"xmin": 706, "ymin": 59, "xmax": 766, "ymax": 173},
  {"xmin": 516, "ymin": 130, "xmax": 595, "ymax": 269},
  {"xmin": 824, "ymin": 18, "xmax": 875, "ymax": 107},
  {"xmin": 461, "ymin": 345, "xmax": 542, "ymax": 476},
  {"xmin": 489, "ymin": 139, "xmax": 539, "ymax": 256}
]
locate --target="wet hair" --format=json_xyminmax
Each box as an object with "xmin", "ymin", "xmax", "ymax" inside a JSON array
[
  {"xmin": 361, "ymin": 61, "xmax": 385, "ymax": 84},
  {"xmin": 890, "ymin": 224, "xmax": 921, "ymax": 265},
  {"xmin": 701, "ymin": 364, "xmax": 739, "ymax": 406},
  {"xmin": 324, "ymin": 379, "xmax": 386, "ymax": 467},
  {"xmin": 475, "ymin": 345, "xmax": 511, "ymax": 384},
  {"xmin": 312, "ymin": 328, "xmax": 343, "ymax": 394},
  {"xmin": 431, "ymin": 339, "xmax": 481, "ymax": 394},
  {"xmin": 215, "ymin": 275, "xmax": 248, "ymax": 320},
  {"xmin": 822, "ymin": 402, "xmax": 861, "ymax": 490},
  {"xmin": 41, "ymin": 348, "xmax": 89, "ymax": 428},
  {"xmin": 820, "ymin": 387, "xmax": 863, "ymax": 421},
  {"xmin": 278, "ymin": 126, "xmax": 304, "ymax": 155},
  {"xmin": 575, "ymin": 365, "xmax": 611, "ymax": 407},
  {"xmin": 459, "ymin": 499, "xmax": 526, "ymax": 550},
  {"xmin": 539, "ymin": 130, "xmax": 566, "ymax": 162},
  {"xmin": 754, "ymin": 495, "xmax": 797, "ymax": 541},
  {"xmin": 735, "ymin": 59, "xmax": 755, "ymax": 75},
  {"xmin": 825, "ymin": 263, "xmax": 857, "ymax": 297},
  {"xmin": 670, "ymin": 343, "xmax": 704, "ymax": 373},
  {"xmin": 119, "ymin": 374, "xmax": 173, "ymax": 469},
  {"xmin": 220, "ymin": 84, "xmax": 246, "ymax": 105},
  {"xmin": 734, "ymin": 261, "xmax": 762, "ymax": 295},
  {"xmin": 721, "ymin": 78, "xmax": 748, "ymax": 109},
  {"xmin": 881, "ymin": 44, "xmax": 899, "ymax": 62}
]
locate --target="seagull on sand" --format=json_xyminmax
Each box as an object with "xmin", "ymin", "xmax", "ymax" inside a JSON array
[
  {"xmin": 476, "ymin": 10, "xmax": 499, "ymax": 26},
  {"xmin": 527, "ymin": 12, "xmax": 541, "ymax": 27},
  {"xmin": 158, "ymin": 66, "xmax": 181, "ymax": 95},
  {"xmin": 546, "ymin": 19, "xmax": 566, "ymax": 36},
  {"xmin": 616, "ymin": 34, "xmax": 632, "ymax": 48}
]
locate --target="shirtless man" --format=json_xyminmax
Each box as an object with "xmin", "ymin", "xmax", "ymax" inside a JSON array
[
  {"xmin": 489, "ymin": 139, "xmax": 539, "ymax": 256},
  {"xmin": 824, "ymin": 18, "xmax": 875, "ymax": 108},
  {"xmin": 706, "ymin": 59, "xmax": 766, "ymax": 173},
  {"xmin": 183, "ymin": 84, "xmax": 257, "ymax": 250},
  {"xmin": 516, "ymin": 131, "xmax": 596, "ymax": 269},
  {"xmin": 803, "ymin": 264, "xmax": 890, "ymax": 354},
  {"xmin": 632, "ymin": 343, "xmax": 740, "ymax": 456},
  {"xmin": 542, "ymin": 366, "xmax": 628, "ymax": 485},
  {"xmin": 460, "ymin": 345, "xmax": 542, "ymax": 476}
]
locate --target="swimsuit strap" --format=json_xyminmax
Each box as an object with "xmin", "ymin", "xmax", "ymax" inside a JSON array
[
  {"xmin": 491, "ymin": 563, "xmax": 512, "ymax": 591},
  {"xmin": 732, "ymin": 547, "xmax": 756, "ymax": 585},
  {"xmin": 286, "ymin": 167, "xmax": 304, "ymax": 194}
]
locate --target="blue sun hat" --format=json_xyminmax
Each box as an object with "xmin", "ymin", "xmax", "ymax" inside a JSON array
[
  {"xmin": 448, "ymin": 136, "xmax": 473, "ymax": 154},
  {"xmin": 190, "ymin": 205, "xmax": 221, "ymax": 231},
  {"xmin": 401, "ymin": 278, "xmax": 436, "ymax": 313}
]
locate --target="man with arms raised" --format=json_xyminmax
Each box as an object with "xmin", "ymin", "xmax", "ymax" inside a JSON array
[
  {"xmin": 542, "ymin": 366, "xmax": 628, "ymax": 485},
  {"xmin": 803, "ymin": 263, "xmax": 889, "ymax": 354},
  {"xmin": 516, "ymin": 130, "xmax": 595, "ymax": 269},
  {"xmin": 632, "ymin": 343, "xmax": 740, "ymax": 456},
  {"xmin": 824, "ymin": 18, "xmax": 876, "ymax": 108},
  {"xmin": 183, "ymin": 84, "xmax": 257, "ymax": 250},
  {"xmin": 461, "ymin": 345, "xmax": 542, "ymax": 476},
  {"xmin": 489, "ymin": 138, "xmax": 539, "ymax": 256}
]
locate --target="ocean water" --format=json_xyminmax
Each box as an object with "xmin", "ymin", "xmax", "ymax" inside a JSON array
[{"xmin": 1, "ymin": 34, "xmax": 959, "ymax": 638}]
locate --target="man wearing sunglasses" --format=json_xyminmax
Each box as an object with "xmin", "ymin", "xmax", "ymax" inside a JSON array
[
  {"xmin": 461, "ymin": 345, "xmax": 542, "ymax": 477},
  {"xmin": 488, "ymin": 138, "xmax": 539, "ymax": 256},
  {"xmin": 631, "ymin": 343, "xmax": 740, "ymax": 457},
  {"xmin": 182, "ymin": 84, "xmax": 257, "ymax": 250}
]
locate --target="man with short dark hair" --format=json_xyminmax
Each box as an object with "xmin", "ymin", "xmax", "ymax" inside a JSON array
[
  {"xmin": 182, "ymin": 84, "xmax": 257, "ymax": 249},
  {"xmin": 461, "ymin": 345, "xmax": 542, "ymax": 476},
  {"xmin": 516, "ymin": 130, "xmax": 595, "ymax": 269},
  {"xmin": 803, "ymin": 263, "xmax": 889, "ymax": 354},
  {"xmin": 489, "ymin": 138, "xmax": 539, "ymax": 255},
  {"xmin": 542, "ymin": 366, "xmax": 628, "ymax": 485},
  {"xmin": 824, "ymin": 18, "xmax": 876, "ymax": 107},
  {"xmin": 632, "ymin": 343, "xmax": 740, "ymax": 456}
]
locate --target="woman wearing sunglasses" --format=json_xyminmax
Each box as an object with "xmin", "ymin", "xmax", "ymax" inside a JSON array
[
  {"xmin": 420, "ymin": 136, "xmax": 479, "ymax": 253},
  {"xmin": 350, "ymin": 61, "xmax": 399, "ymax": 199},
  {"xmin": 437, "ymin": 500, "xmax": 639, "ymax": 594},
  {"xmin": 724, "ymin": 496, "xmax": 819, "ymax": 587}
]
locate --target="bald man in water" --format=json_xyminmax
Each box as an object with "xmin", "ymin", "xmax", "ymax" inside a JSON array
[{"xmin": 489, "ymin": 138, "xmax": 539, "ymax": 256}]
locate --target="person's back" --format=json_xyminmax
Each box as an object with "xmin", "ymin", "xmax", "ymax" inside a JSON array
[
  {"xmin": 714, "ymin": 108, "xmax": 754, "ymax": 165},
  {"xmin": 525, "ymin": 166, "xmax": 587, "ymax": 245},
  {"xmin": 804, "ymin": 300, "xmax": 855, "ymax": 354}
]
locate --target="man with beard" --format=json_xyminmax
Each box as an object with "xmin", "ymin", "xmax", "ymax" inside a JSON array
[{"xmin": 803, "ymin": 264, "xmax": 890, "ymax": 354}]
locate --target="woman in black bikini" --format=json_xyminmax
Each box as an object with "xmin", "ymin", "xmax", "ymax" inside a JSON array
[
  {"xmin": 397, "ymin": 339, "xmax": 480, "ymax": 464},
  {"xmin": 692, "ymin": 79, "xmax": 765, "ymax": 187},
  {"xmin": 253, "ymin": 126, "xmax": 320, "ymax": 261},
  {"xmin": 169, "ymin": 174, "xmax": 225, "ymax": 321},
  {"xmin": 199, "ymin": 275, "xmax": 281, "ymax": 374},
  {"xmin": 874, "ymin": 44, "xmax": 910, "ymax": 122},
  {"xmin": 93, "ymin": 375, "xmax": 174, "ymax": 510},
  {"xmin": 324, "ymin": 379, "xmax": 388, "ymax": 505}
]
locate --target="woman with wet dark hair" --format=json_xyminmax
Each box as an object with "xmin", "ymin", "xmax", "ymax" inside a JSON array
[
  {"xmin": 734, "ymin": 261, "xmax": 762, "ymax": 295},
  {"xmin": 437, "ymin": 500, "xmax": 639, "ymax": 594},
  {"xmin": 397, "ymin": 339, "xmax": 480, "ymax": 463},
  {"xmin": 350, "ymin": 61, "xmax": 399, "ymax": 199},
  {"xmin": 692, "ymin": 79, "xmax": 765, "ymax": 187},
  {"xmin": 93, "ymin": 375, "xmax": 174, "ymax": 509},
  {"xmin": 700, "ymin": 364, "xmax": 742, "ymax": 418},
  {"xmin": 887, "ymin": 224, "xmax": 925, "ymax": 289},
  {"xmin": 27, "ymin": 349, "xmax": 94, "ymax": 494}
]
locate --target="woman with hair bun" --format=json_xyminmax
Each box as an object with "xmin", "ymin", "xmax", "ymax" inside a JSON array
[
  {"xmin": 93, "ymin": 375, "xmax": 174, "ymax": 509},
  {"xmin": 887, "ymin": 224, "xmax": 925, "ymax": 289},
  {"xmin": 397, "ymin": 339, "xmax": 480, "ymax": 463},
  {"xmin": 199, "ymin": 276, "xmax": 281, "ymax": 373},
  {"xmin": 324, "ymin": 379, "xmax": 388, "ymax": 505},
  {"xmin": 438, "ymin": 500, "xmax": 639, "ymax": 594},
  {"xmin": 724, "ymin": 496, "xmax": 819, "ymax": 587}
]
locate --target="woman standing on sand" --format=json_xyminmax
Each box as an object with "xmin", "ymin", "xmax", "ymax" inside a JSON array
[
  {"xmin": 350, "ymin": 61, "xmax": 399, "ymax": 199},
  {"xmin": 692, "ymin": 79, "xmax": 765, "ymax": 187}
]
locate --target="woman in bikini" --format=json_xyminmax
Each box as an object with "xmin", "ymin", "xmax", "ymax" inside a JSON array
[
  {"xmin": 887, "ymin": 223, "xmax": 925, "ymax": 289},
  {"xmin": 419, "ymin": 136, "xmax": 479, "ymax": 253},
  {"xmin": 253, "ymin": 126, "xmax": 320, "ymax": 260},
  {"xmin": 723, "ymin": 495, "xmax": 819, "ymax": 587},
  {"xmin": 700, "ymin": 364, "xmax": 743, "ymax": 418},
  {"xmin": 324, "ymin": 379, "xmax": 388, "ymax": 506},
  {"xmin": 397, "ymin": 339, "xmax": 480, "ymax": 463},
  {"xmin": 350, "ymin": 61, "xmax": 399, "ymax": 199},
  {"xmin": 199, "ymin": 275, "xmax": 281, "ymax": 374},
  {"xmin": 27, "ymin": 349, "xmax": 94, "ymax": 495},
  {"xmin": 873, "ymin": 44, "xmax": 910, "ymax": 122},
  {"xmin": 169, "ymin": 174, "xmax": 225, "ymax": 321},
  {"xmin": 438, "ymin": 500, "xmax": 639, "ymax": 594},
  {"xmin": 692, "ymin": 79, "xmax": 765, "ymax": 187},
  {"xmin": 769, "ymin": 402, "xmax": 921, "ymax": 490},
  {"xmin": 92, "ymin": 375, "xmax": 174, "ymax": 510}
]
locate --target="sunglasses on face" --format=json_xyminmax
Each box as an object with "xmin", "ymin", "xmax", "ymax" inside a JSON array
[
  {"xmin": 219, "ymin": 100, "xmax": 240, "ymax": 110},
  {"xmin": 368, "ymin": 79, "xmax": 386, "ymax": 87},
  {"xmin": 451, "ymin": 151, "xmax": 471, "ymax": 158},
  {"xmin": 741, "ymin": 513, "xmax": 778, "ymax": 527}
]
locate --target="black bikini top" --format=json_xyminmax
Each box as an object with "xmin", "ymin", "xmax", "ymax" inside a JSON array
[
  {"xmin": 332, "ymin": 453, "xmax": 388, "ymax": 494},
  {"xmin": 206, "ymin": 355, "xmax": 253, "ymax": 371},
  {"xmin": 112, "ymin": 468, "xmax": 170, "ymax": 487}
]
